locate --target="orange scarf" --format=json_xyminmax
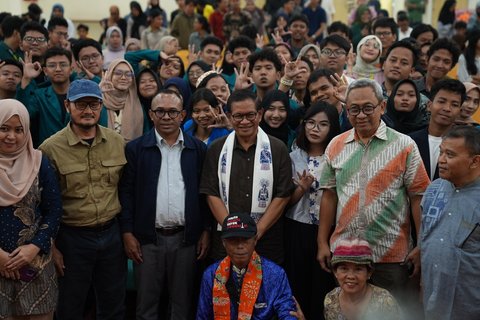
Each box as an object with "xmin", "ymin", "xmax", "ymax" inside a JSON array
[{"xmin": 213, "ymin": 252, "xmax": 262, "ymax": 320}]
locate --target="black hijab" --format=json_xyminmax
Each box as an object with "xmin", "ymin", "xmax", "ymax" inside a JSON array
[
  {"xmin": 438, "ymin": 0, "xmax": 456, "ymax": 24},
  {"xmin": 130, "ymin": 1, "xmax": 147, "ymax": 39},
  {"xmin": 386, "ymin": 79, "xmax": 429, "ymax": 134},
  {"xmin": 259, "ymin": 90, "xmax": 291, "ymax": 145}
]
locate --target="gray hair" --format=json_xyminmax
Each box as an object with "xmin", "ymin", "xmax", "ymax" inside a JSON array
[
  {"xmin": 443, "ymin": 126, "xmax": 480, "ymax": 156},
  {"xmin": 346, "ymin": 78, "xmax": 384, "ymax": 104}
]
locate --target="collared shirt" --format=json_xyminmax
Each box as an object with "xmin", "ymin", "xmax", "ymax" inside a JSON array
[
  {"xmin": 420, "ymin": 178, "xmax": 480, "ymax": 320},
  {"xmin": 39, "ymin": 124, "xmax": 126, "ymax": 227},
  {"xmin": 319, "ymin": 121, "xmax": 430, "ymax": 262},
  {"xmin": 155, "ymin": 129, "xmax": 186, "ymax": 227}
]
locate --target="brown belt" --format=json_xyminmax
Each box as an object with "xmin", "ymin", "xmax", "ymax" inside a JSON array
[{"xmin": 155, "ymin": 226, "xmax": 185, "ymax": 236}]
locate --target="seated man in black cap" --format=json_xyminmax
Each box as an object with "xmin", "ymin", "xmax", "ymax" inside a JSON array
[{"xmin": 196, "ymin": 213, "xmax": 297, "ymax": 319}]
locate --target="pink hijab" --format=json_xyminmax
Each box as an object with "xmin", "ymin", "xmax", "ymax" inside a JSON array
[{"xmin": 0, "ymin": 99, "xmax": 42, "ymax": 206}]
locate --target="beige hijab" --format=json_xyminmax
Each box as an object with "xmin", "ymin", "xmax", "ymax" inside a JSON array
[
  {"xmin": 100, "ymin": 59, "xmax": 144, "ymax": 141},
  {"xmin": 0, "ymin": 99, "xmax": 42, "ymax": 206}
]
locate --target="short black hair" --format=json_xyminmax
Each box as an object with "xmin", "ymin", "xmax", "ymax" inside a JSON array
[
  {"xmin": 385, "ymin": 40, "xmax": 419, "ymax": 67},
  {"xmin": 1, "ymin": 15, "xmax": 24, "ymax": 38},
  {"xmin": 227, "ymin": 35, "xmax": 255, "ymax": 53},
  {"xmin": 288, "ymin": 14, "xmax": 309, "ymax": 27},
  {"xmin": 430, "ymin": 79, "xmax": 466, "ymax": 105},
  {"xmin": 195, "ymin": 14, "xmax": 210, "ymax": 33},
  {"xmin": 396, "ymin": 11, "xmax": 409, "ymax": 22},
  {"xmin": 71, "ymin": 39, "xmax": 102, "ymax": 61},
  {"xmin": 185, "ymin": 0, "xmax": 196, "ymax": 6},
  {"xmin": 411, "ymin": 24, "xmax": 438, "ymax": 43},
  {"xmin": 240, "ymin": 24, "xmax": 257, "ymax": 41},
  {"xmin": 226, "ymin": 89, "xmax": 258, "ymax": 112},
  {"xmin": 0, "ymin": 59, "xmax": 23, "ymax": 74},
  {"xmin": 320, "ymin": 34, "xmax": 351, "ymax": 52},
  {"xmin": 191, "ymin": 87, "xmax": 219, "ymax": 109},
  {"xmin": 443, "ymin": 126, "xmax": 480, "ymax": 156},
  {"xmin": 248, "ymin": 48, "xmax": 282, "ymax": 72},
  {"xmin": 20, "ymin": 21, "xmax": 49, "ymax": 40},
  {"xmin": 77, "ymin": 24, "xmax": 89, "ymax": 32},
  {"xmin": 44, "ymin": 47, "xmax": 72, "ymax": 64},
  {"xmin": 372, "ymin": 17, "xmax": 398, "ymax": 36},
  {"xmin": 296, "ymin": 101, "xmax": 341, "ymax": 152},
  {"xmin": 47, "ymin": 17, "xmax": 68, "ymax": 31},
  {"xmin": 200, "ymin": 36, "xmax": 223, "ymax": 51},
  {"xmin": 427, "ymin": 38, "xmax": 461, "ymax": 67},
  {"xmin": 307, "ymin": 68, "xmax": 335, "ymax": 88},
  {"xmin": 327, "ymin": 21, "xmax": 351, "ymax": 40},
  {"xmin": 454, "ymin": 21, "xmax": 467, "ymax": 30},
  {"xmin": 149, "ymin": 8, "xmax": 163, "ymax": 19}
]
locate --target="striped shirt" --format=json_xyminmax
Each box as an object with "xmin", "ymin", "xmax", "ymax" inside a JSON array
[{"xmin": 320, "ymin": 121, "xmax": 430, "ymax": 263}]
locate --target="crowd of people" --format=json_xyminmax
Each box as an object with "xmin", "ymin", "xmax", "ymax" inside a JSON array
[{"xmin": 1, "ymin": 0, "xmax": 480, "ymax": 319}]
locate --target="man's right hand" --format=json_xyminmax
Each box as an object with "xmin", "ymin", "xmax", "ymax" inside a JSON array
[
  {"xmin": 123, "ymin": 233, "xmax": 143, "ymax": 264},
  {"xmin": 52, "ymin": 244, "xmax": 65, "ymax": 277},
  {"xmin": 317, "ymin": 243, "xmax": 332, "ymax": 273}
]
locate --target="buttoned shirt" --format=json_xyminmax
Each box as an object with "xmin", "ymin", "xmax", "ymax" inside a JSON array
[
  {"xmin": 319, "ymin": 121, "xmax": 430, "ymax": 262},
  {"xmin": 39, "ymin": 124, "xmax": 126, "ymax": 227},
  {"xmin": 155, "ymin": 129, "xmax": 186, "ymax": 227},
  {"xmin": 420, "ymin": 178, "xmax": 480, "ymax": 320}
]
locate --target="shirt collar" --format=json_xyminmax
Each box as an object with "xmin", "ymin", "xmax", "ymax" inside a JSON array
[
  {"xmin": 345, "ymin": 120, "xmax": 388, "ymax": 143},
  {"xmin": 154, "ymin": 128, "xmax": 184, "ymax": 147},
  {"xmin": 65, "ymin": 123, "xmax": 106, "ymax": 146}
]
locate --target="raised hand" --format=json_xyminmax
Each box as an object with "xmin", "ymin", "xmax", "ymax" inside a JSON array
[
  {"xmin": 282, "ymin": 55, "xmax": 307, "ymax": 81},
  {"xmin": 188, "ymin": 44, "xmax": 199, "ymax": 64},
  {"xmin": 234, "ymin": 62, "xmax": 254, "ymax": 90},
  {"xmin": 256, "ymin": 33, "xmax": 265, "ymax": 49},
  {"xmin": 293, "ymin": 170, "xmax": 315, "ymax": 193},
  {"xmin": 211, "ymin": 63, "xmax": 223, "ymax": 75},
  {"xmin": 208, "ymin": 105, "xmax": 232, "ymax": 130},
  {"xmin": 21, "ymin": 51, "xmax": 42, "ymax": 81},
  {"xmin": 99, "ymin": 69, "xmax": 115, "ymax": 93},
  {"xmin": 330, "ymin": 73, "xmax": 347, "ymax": 104},
  {"xmin": 76, "ymin": 60, "xmax": 95, "ymax": 80}
]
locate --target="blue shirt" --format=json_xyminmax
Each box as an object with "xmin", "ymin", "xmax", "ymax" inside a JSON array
[
  {"xmin": 196, "ymin": 256, "xmax": 297, "ymax": 319},
  {"xmin": 420, "ymin": 178, "xmax": 480, "ymax": 320},
  {"xmin": 302, "ymin": 6, "xmax": 327, "ymax": 42}
]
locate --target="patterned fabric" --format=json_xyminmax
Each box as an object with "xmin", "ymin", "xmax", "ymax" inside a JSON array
[
  {"xmin": 213, "ymin": 252, "xmax": 263, "ymax": 320},
  {"xmin": 331, "ymin": 238, "xmax": 373, "ymax": 266},
  {"xmin": 420, "ymin": 178, "xmax": 480, "ymax": 319},
  {"xmin": 307, "ymin": 155, "xmax": 323, "ymax": 225},
  {"xmin": 324, "ymin": 284, "xmax": 401, "ymax": 320},
  {"xmin": 319, "ymin": 121, "xmax": 430, "ymax": 262}
]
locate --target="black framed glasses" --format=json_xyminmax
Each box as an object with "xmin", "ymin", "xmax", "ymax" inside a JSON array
[
  {"xmin": 23, "ymin": 36, "xmax": 47, "ymax": 43},
  {"xmin": 347, "ymin": 102, "xmax": 382, "ymax": 116},
  {"xmin": 80, "ymin": 53, "xmax": 101, "ymax": 64},
  {"xmin": 73, "ymin": 100, "xmax": 102, "ymax": 111},
  {"xmin": 320, "ymin": 48, "xmax": 347, "ymax": 58},
  {"xmin": 304, "ymin": 119, "xmax": 330, "ymax": 130},
  {"xmin": 151, "ymin": 109, "xmax": 182, "ymax": 119},
  {"xmin": 231, "ymin": 112, "xmax": 257, "ymax": 122}
]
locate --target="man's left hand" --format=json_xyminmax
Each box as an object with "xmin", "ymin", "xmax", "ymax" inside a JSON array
[
  {"xmin": 196, "ymin": 231, "xmax": 210, "ymax": 260},
  {"xmin": 404, "ymin": 246, "xmax": 421, "ymax": 278}
]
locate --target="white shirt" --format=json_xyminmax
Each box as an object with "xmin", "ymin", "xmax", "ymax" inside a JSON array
[
  {"xmin": 398, "ymin": 27, "xmax": 412, "ymax": 40},
  {"xmin": 428, "ymin": 135, "xmax": 442, "ymax": 179},
  {"xmin": 155, "ymin": 129, "xmax": 186, "ymax": 227}
]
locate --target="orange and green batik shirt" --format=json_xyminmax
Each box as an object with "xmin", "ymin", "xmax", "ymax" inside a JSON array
[{"xmin": 320, "ymin": 121, "xmax": 430, "ymax": 263}]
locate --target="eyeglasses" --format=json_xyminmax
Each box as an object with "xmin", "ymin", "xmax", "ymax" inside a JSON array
[
  {"xmin": 80, "ymin": 53, "xmax": 101, "ymax": 63},
  {"xmin": 375, "ymin": 31, "xmax": 392, "ymax": 37},
  {"xmin": 45, "ymin": 62, "xmax": 70, "ymax": 69},
  {"xmin": 320, "ymin": 48, "xmax": 347, "ymax": 58},
  {"xmin": 112, "ymin": 70, "xmax": 134, "ymax": 78},
  {"xmin": 23, "ymin": 36, "xmax": 47, "ymax": 44},
  {"xmin": 73, "ymin": 100, "xmax": 103, "ymax": 111},
  {"xmin": 55, "ymin": 31, "xmax": 69, "ymax": 39},
  {"xmin": 231, "ymin": 112, "xmax": 257, "ymax": 122},
  {"xmin": 188, "ymin": 70, "xmax": 204, "ymax": 77},
  {"xmin": 151, "ymin": 108, "xmax": 182, "ymax": 119},
  {"xmin": 347, "ymin": 102, "xmax": 381, "ymax": 116},
  {"xmin": 304, "ymin": 119, "xmax": 330, "ymax": 130}
]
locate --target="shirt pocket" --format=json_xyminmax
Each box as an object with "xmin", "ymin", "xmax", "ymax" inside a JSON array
[
  {"xmin": 454, "ymin": 219, "xmax": 480, "ymax": 254},
  {"xmin": 58, "ymin": 163, "xmax": 88, "ymax": 199},
  {"xmin": 101, "ymin": 159, "xmax": 126, "ymax": 187}
]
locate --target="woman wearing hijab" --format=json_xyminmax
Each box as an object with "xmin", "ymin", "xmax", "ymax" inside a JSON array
[
  {"xmin": 136, "ymin": 67, "xmax": 162, "ymax": 131},
  {"xmin": 47, "ymin": 3, "xmax": 76, "ymax": 38},
  {"xmin": 350, "ymin": 5, "xmax": 373, "ymax": 49},
  {"xmin": 385, "ymin": 78, "xmax": 429, "ymax": 134},
  {"xmin": 185, "ymin": 60, "xmax": 211, "ymax": 92},
  {"xmin": 259, "ymin": 90, "xmax": 295, "ymax": 148},
  {"xmin": 163, "ymin": 76, "xmax": 192, "ymax": 111},
  {"xmin": 127, "ymin": 1, "xmax": 148, "ymax": 40},
  {"xmin": 457, "ymin": 82, "xmax": 480, "ymax": 126},
  {"xmin": 0, "ymin": 99, "xmax": 62, "ymax": 319},
  {"xmin": 347, "ymin": 35, "xmax": 384, "ymax": 84},
  {"xmin": 438, "ymin": 0, "xmax": 457, "ymax": 39},
  {"xmin": 103, "ymin": 26, "xmax": 126, "ymax": 70},
  {"xmin": 100, "ymin": 59, "xmax": 145, "ymax": 141}
]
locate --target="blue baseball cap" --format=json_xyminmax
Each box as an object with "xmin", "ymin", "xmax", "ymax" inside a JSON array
[{"xmin": 67, "ymin": 79, "xmax": 103, "ymax": 102}]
